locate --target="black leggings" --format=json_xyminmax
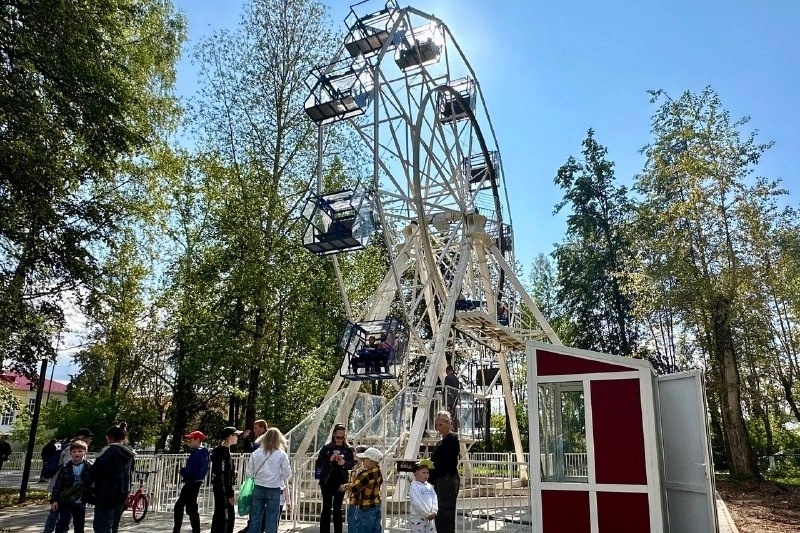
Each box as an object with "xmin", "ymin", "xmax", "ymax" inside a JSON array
[
  {"xmin": 210, "ymin": 481, "xmax": 235, "ymax": 533},
  {"xmin": 319, "ymin": 485, "xmax": 345, "ymax": 533}
]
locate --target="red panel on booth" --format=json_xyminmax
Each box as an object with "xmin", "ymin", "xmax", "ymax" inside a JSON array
[
  {"xmin": 591, "ymin": 378, "xmax": 647, "ymax": 485},
  {"xmin": 541, "ymin": 490, "xmax": 590, "ymax": 533},
  {"xmin": 597, "ymin": 491, "xmax": 651, "ymax": 532},
  {"xmin": 536, "ymin": 349, "xmax": 634, "ymax": 376}
]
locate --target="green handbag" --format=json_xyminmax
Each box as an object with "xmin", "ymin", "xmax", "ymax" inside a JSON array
[
  {"xmin": 237, "ymin": 477, "xmax": 255, "ymax": 516},
  {"xmin": 238, "ymin": 454, "xmax": 269, "ymax": 516}
]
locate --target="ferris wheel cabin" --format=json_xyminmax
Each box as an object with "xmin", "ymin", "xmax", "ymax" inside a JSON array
[
  {"xmin": 300, "ymin": 187, "xmax": 373, "ymax": 256},
  {"xmin": 338, "ymin": 318, "xmax": 407, "ymax": 381},
  {"xmin": 343, "ymin": 4, "xmax": 404, "ymax": 58},
  {"xmin": 304, "ymin": 56, "xmax": 374, "ymax": 126},
  {"xmin": 438, "ymin": 78, "xmax": 476, "ymax": 123},
  {"xmin": 394, "ymin": 23, "xmax": 443, "ymax": 71}
]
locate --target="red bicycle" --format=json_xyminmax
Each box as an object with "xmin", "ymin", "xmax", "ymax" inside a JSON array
[{"xmin": 123, "ymin": 470, "xmax": 156, "ymax": 523}]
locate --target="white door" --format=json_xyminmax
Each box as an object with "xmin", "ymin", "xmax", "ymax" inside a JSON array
[{"xmin": 656, "ymin": 371, "xmax": 719, "ymax": 533}]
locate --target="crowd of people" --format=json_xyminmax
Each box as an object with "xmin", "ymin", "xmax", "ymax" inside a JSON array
[{"xmin": 34, "ymin": 408, "xmax": 462, "ymax": 533}]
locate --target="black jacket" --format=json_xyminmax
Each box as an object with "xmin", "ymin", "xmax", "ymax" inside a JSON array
[
  {"xmin": 315, "ymin": 442, "xmax": 355, "ymax": 489},
  {"xmin": 90, "ymin": 443, "xmax": 135, "ymax": 506},
  {"xmin": 211, "ymin": 445, "xmax": 235, "ymax": 498},
  {"xmin": 51, "ymin": 460, "xmax": 93, "ymax": 504}
]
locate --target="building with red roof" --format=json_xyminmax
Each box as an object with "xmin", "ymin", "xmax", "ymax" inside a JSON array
[{"xmin": 0, "ymin": 371, "xmax": 68, "ymax": 433}]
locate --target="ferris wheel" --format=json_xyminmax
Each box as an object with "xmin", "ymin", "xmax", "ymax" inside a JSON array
[{"xmin": 298, "ymin": 0, "xmax": 561, "ymax": 463}]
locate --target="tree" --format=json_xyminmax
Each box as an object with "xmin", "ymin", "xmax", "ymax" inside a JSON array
[
  {"xmin": 0, "ymin": 0, "xmax": 185, "ymax": 372},
  {"xmin": 183, "ymin": 0, "xmax": 358, "ymax": 433},
  {"xmin": 553, "ymin": 129, "xmax": 638, "ymax": 356},
  {"xmin": 632, "ymin": 87, "xmax": 780, "ymax": 478}
]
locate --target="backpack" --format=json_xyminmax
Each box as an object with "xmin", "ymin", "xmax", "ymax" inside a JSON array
[{"xmin": 42, "ymin": 450, "xmax": 62, "ymax": 479}]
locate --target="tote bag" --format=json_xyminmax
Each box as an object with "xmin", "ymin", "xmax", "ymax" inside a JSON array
[
  {"xmin": 238, "ymin": 453, "xmax": 270, "ymax": 516},
  {"xmin": 237, "ymin": 477, "xmax": 255, "ymax": 516}
]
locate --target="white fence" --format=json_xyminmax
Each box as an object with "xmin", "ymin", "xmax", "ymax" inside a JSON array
[{"xmin": 2, "ymin": 452, "xmax": 537, "ymax": 532}]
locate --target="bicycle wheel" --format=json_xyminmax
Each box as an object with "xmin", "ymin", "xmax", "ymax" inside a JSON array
[{"xmin": 132, "ymin": 493, "xmax": 149, "ymax": 523}]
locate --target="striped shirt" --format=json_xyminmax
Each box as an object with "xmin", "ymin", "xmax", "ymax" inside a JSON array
[{"xmin": 348, "ymin": 466, "xmax": 383, "ymax": 509}]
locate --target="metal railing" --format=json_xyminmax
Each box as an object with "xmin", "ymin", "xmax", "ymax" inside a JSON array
[{"xmin": 1, "ymin": 451, "xmax": 532, "ymax": 532}]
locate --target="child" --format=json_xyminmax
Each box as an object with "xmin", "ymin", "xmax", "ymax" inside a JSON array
[
  {"xmin": 344, "ymin": 446, "xmax": 367, "ymax": 533},
  {"xmin": 211, "ymin": 427, "xmax": 241, "ymax": 533},
  {"xmin": 173, "ymin": 430, "xmax": 210, "ymax": 533},
  {"xmin": 50, "ymin": 440, "xmax": 92, "ymax": 533},
  {"xmin": 340, "ymin": 447, "xmax": 383, "ymax": 533},
  {"xmin": 408, "ymin": 459, "xmax": 438, "ymax": 533}
]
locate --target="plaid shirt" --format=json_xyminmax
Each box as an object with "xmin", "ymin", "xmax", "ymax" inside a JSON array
[{"xmin": 348, "ymin": 465, "xmax": 383, "ymax": 509}]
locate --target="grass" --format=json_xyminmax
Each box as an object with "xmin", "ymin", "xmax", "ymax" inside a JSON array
[
  {"xmin": 0, "ymin": 487, "xmax": 50, "ymax": 509},
  {"xmin": 770, "ymin": 475, "xmax": 800, "ymax": 486}
]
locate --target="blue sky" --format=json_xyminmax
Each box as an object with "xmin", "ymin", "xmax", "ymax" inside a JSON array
[
  {"xmin": 53, "ymin": 0, "xmax": 800, "ymax": 380},
  {"xmin": 171, "ymin": 0, "xmax": 800, "ymax": 267}
]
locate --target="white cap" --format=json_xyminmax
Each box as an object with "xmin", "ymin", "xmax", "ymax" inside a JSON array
[{"xmin": 355, "ymin": 447, "xmax": 383, "ymax": 463}]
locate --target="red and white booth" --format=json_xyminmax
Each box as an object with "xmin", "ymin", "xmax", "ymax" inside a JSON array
[{"xmin": 527, "ymin": 341, "xmax": 718, "ymax": 533}]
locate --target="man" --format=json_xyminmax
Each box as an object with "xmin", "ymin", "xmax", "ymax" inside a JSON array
[
  {"xmin": 444, "ymin": 365, "xmax": 460, "ymax": 429},
  {"xmin": 0, "ymin": 435, "xmax": 11, "ymax": 471},
  {"xmin": 40, "ymin": 438, "xmax": 59, "ymax": 481},
  {"xmin": 240, "ymin": 419, "xmax": 268, "ymax": 452},
  {"xmin": 44, "ymin": 428, "xmax": 93, "ymax": 533}
]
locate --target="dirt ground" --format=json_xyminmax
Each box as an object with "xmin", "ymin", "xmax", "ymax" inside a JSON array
[{"xmin": 716, "ymin": 479, "xmax": 800, "ymax": 532}]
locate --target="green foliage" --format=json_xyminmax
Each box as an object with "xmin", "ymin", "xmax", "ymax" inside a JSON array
[
  {"xmin": 9, "ymin": 410, "xmax": 31, "ymax": 443},
  {"xmin": 0, "ymin": 384, "xmax": 20, "ymax": 417},
  {"xmin": 0, "ymin": 0, "xmax": 185, "ymax": 373},
  {"xmin": 552, "ymin": 129, "xmax": 638, "ymax": 357}
]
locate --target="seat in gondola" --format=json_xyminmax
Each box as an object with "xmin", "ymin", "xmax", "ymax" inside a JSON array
[{"xmin": 338, "ymin": 318, "xmax": 406, "ymax": 381}]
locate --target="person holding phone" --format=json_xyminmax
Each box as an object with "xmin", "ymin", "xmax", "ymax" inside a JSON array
[{"xmin": 314, "ymin": 424, "xmax": 354, "ymax": 533}]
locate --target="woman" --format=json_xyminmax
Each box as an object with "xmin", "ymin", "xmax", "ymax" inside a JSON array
[
  {"xmin": 246, "ymin": 427, "xmax": 292, "ymax": 533},
  {"xmin": 314, "ymin": 423, "xmax": 355, "ymax": 533},
  {"xmin": 429, "ymin": 411, "xmax": 459, "ymax": 533},
  {"xmin": 91, "ymin": 422, "xmax": 135, "ymax": 533}
]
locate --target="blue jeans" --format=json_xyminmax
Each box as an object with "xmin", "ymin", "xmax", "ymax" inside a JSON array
[
  {"xmin": 346, "ymin": 505, "xmax": 359, "ymax": 533},
  {"xmin": 92, "ymin": 502, "xmax": 124, "ymax": 533},
  {"xmin": 43, "ymin": 508, "xmax": 63, "ymax": 533},
  {"xmin": 249, "ymin": 485, "xmax": 281, "ymax": 533},
  {"xmin": 56, "ymin": 502, "xmax": 85, "ymax": 533},
  {"xmin": 351, "ymin": 506, "xmax": 381, "ymax": 533}
]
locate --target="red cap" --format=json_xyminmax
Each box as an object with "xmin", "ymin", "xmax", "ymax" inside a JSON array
[{"xmin": 184, "ymin": 430, "xmax": 206, "ymax": 441}]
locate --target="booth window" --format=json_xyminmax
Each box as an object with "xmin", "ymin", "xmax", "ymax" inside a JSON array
[{"xmin": 538, "ymin": 382, "xmax": 588, "ymax": 482}]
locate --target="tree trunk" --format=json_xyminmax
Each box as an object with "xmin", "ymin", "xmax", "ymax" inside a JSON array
[
  {"xmin": 244, "ymin": 302, "xmax": 267, "ymax": 428},
  {"xmin": 708, "ymin": 396, "xmax": 728, "ymax": 468},
  {"xmin": 169, "ymin": 338, "xmax": 195, "ymax": 452},
  {"xmin": 710, "ymin": 295, "xmax": 758, "ymax": 478}
]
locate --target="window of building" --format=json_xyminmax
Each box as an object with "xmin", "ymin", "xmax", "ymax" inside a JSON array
[
  {"xmin": 1, "ymin": 409, "xmax": 14, "ymax": 426},
  {"xmin": 538, "ymin": 381, "xmax": 588, "ymax": 482},
  {"xmin": 27, "ymin": 398, "xmax": 36, "ymax": 414}
]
